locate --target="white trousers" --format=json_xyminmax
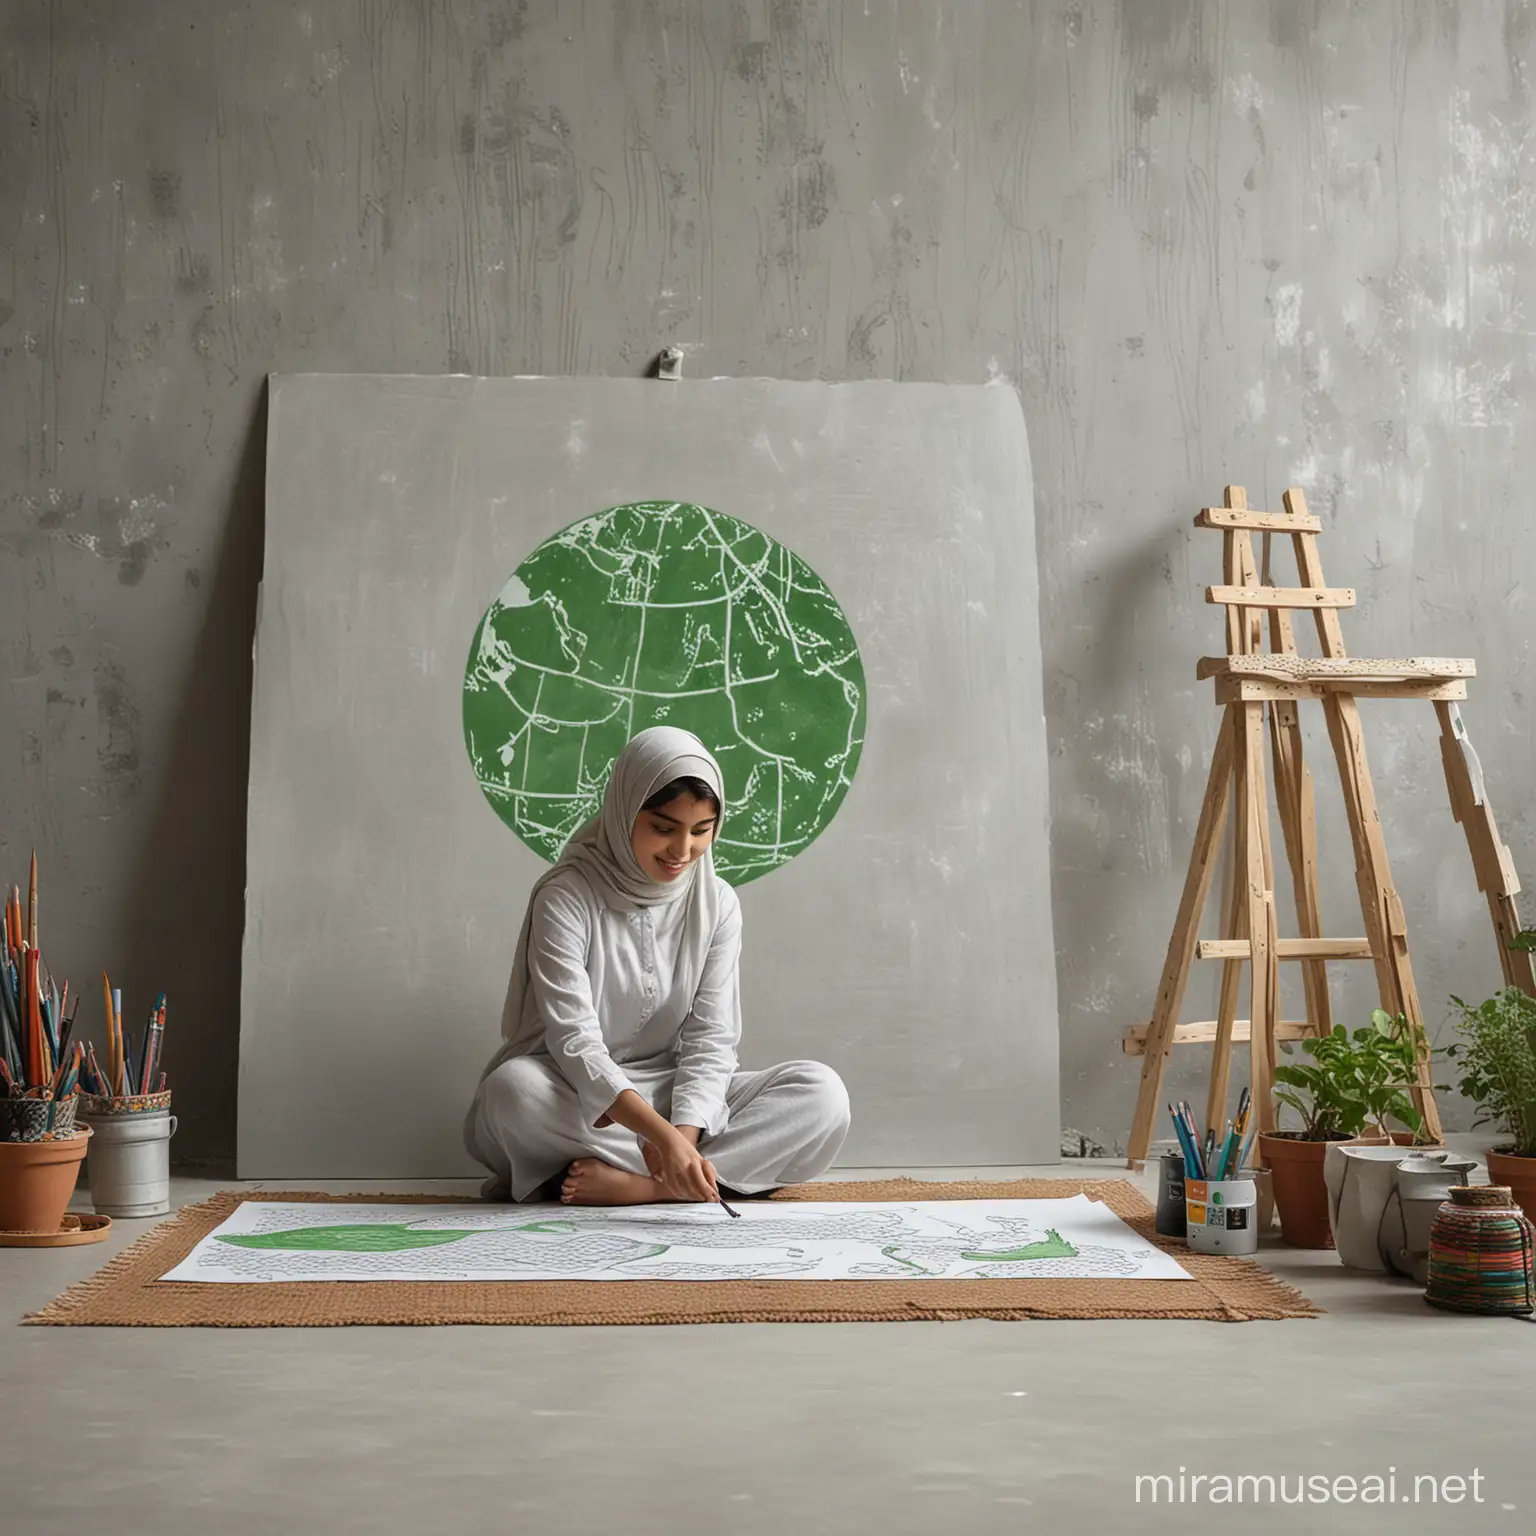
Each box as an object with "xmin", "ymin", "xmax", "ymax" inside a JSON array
[{"xmin": 464, "ymin": 1054, "xmax": 851, "ymax": 1202}]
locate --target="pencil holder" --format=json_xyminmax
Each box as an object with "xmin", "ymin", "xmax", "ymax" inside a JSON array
[
  {"xmin": 1155, "ymin": 1151, "xmax": 1187, "ymax": 1238},
  {"xmin": 2, "ymin": 1091, "xmax": 79, "ymax": 1143},
  {"xmin": 78, "ymin": 1104, "xmax": 177, "ymax": 1218},
  {"xmin": 1184, "ymin": 1175, "xmax": 1259, "ymax": 1256}
]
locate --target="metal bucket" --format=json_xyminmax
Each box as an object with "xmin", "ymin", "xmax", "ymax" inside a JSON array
[
  {"xmin": 1184, "ymin": 1175, "xmax": 1259, "ymax": 1255},
  {"xmin": 80, "ymin": 1108, "xmax": 177, "ymax": 1217}
]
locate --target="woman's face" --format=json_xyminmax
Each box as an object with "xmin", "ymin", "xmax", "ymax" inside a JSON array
[{"xmin": 631, "ymin": 792, "xmax": 718, "ymax": 882}]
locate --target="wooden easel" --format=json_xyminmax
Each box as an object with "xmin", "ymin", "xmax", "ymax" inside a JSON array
[{"xmin": 1124, "ymin": 485, "xmax": 1534, "ymax": 1168}]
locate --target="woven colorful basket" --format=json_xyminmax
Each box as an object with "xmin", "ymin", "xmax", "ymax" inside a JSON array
[{"xmin": 1425, "ymin": 1185, "xmax": 1535, "ymax": 1316}]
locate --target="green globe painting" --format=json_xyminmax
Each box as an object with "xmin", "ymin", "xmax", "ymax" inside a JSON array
[{"xmin": 463, "ymin": 501, "xmax": 866, "ymax": 884}]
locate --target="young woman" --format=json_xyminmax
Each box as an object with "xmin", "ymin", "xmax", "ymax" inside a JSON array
[{"xmin": 464, "ymin": 726, "xmax": 851, "ymax": 1205}]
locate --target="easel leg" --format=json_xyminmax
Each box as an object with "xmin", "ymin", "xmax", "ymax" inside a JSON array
[
  {"xmin": 1239, "ymin": 702, "xmax": 1280, "ymax": 1137},
  {"xmin": 1126, "ymin": 709, "xmax": 1237, "ymax": 1167},
  {"xmin": 1324, "ymin": 696, "xmax": 1443, "ymax": 1141},
  {"xmin": 1436, "ymin": 701, "xmax": 1536, "ymax": 995},
  {"xmin": 1269, "ymin": 700, "xmax": 1332, "ymax": 1036},
  {"xmin": 1205, "ymin": 761, "xmax": 1246, "ymax": 1134}
]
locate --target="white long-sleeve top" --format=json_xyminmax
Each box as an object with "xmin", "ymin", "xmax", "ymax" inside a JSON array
[{"xmin": 508, "ymin": 868, "xmax": 744, "ymax": 1134}]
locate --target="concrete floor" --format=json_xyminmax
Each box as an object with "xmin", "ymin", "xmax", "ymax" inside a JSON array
[{"xmin": 3, "ymin": 1151, "xmax": 1529, "ymax": 1536}]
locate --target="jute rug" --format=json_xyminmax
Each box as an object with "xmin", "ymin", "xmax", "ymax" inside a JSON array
[{"xmin": 27, "ymin": 1178, "xmax": 1319, "ymax": 1326}]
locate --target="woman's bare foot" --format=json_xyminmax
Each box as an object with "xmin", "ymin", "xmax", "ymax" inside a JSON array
[{"xmin": 560, "ymin": 1158, "xmax": 663, "ymax": 1206}]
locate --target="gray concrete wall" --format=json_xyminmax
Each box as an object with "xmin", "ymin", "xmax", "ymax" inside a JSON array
[{"xmin": 3, "ymin": 0, "xmax": 1532, "ymax": 1165}]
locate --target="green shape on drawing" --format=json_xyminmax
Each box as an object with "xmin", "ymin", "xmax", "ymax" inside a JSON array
[
  {"xmin": 881, "ymin": 1245, "xmax": 936, "ymax": 1275},
  {"xmin": 215, "ymin": 1224, "xmax": 481, "ymax": 1253},
  {"xmin": 960, "ymin": 1229, "xmax": 1078, "ymax": 1262},
  {"xmin": 462, "ymin": 501, "xmax": 866, "ymax": 885}
]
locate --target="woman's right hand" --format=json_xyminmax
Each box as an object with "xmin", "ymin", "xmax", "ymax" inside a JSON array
[{"xmin": 644, "ymin": 1131, "xmax": 720, "ymax": 1203}]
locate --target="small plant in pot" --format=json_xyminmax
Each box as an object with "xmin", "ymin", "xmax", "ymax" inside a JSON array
[
  {"xmin": 1261, "ymin": 1011, "xmax": 1434, "ymax": 1248},
  {"xmin": 1447, "ymin": 950, "xmax": 1536, "ymax": 1217}
]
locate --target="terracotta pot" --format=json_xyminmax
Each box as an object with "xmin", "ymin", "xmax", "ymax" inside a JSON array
[
  {"xmin": 0, "ymin": 1128, "xmax": 92, "ymax": 1234},
  {"xmin": 1486, "ymin": 1148, "xmax": 1536, "ymax": 1219},
  {"xmin": 1260, "ymin": 1131, "xmax": 1348, "ymax": 1248}
]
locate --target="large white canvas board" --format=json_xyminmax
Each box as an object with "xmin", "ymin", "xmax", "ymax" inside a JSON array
[
  {"xmin": 240, "ymin": 375, "xmax": 1057, "ymax": 1175},
  {"xmin": 160, "ymin": 1198, "xmax": 1189, "ymax": 1284}
]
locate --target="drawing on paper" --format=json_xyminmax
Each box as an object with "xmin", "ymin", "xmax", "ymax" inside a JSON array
[
  {"xmin": 160, "ymin": 1197, "xmax": 1194, "ymax": 1285},
  {"xmin": 462, "ymin": 501, "xmax": 866, "ymax": 884}
]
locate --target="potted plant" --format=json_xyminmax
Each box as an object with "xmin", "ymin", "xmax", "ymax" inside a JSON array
[
  {"xmin": 1448, "ymin": 959, "xmax": 1536, "ymax": 1216},
  {"xmin": 1261, "ymin": 1011, "xmax": 1435, "ymax": 1248}
]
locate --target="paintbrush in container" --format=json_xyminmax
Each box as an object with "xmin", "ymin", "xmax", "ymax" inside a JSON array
[{"xmin": 139, "ymin": 993, "xmax": 166, "ymax": 1095}]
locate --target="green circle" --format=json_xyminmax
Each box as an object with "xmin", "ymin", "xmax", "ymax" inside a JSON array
[{"xmin": 463, "ymin": 501, "xmax": 867, "ymax": 884}]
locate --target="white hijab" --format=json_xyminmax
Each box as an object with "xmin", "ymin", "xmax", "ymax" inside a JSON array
[{"xmin": 495, "ymin": 726, "xmax": 727, "ymax": 1047}]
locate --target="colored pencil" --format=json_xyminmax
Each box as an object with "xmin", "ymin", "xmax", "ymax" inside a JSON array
[
  {"xmin": 24, "ymin": 948, "xmax": 43, "ymax": 1085},
  {"xmin": 1168, "ymin": 1102, "xmax": 1198, "ymax": 1177},
  {"xmin": 141, "ymin": 997, "xmax": 165, "ymax": 1095},
  {"xmin": 138, "ymin": 996, "xmax": 160, "ymax": 1095},
  {"xmin": 40, "ymin": 974, "xmax": 59, "ymax": 1066},
  {"xmin": 1165, "ymin": 1103, "xmax": 1186, "ymax": 1170},
  {"xmin": 51, "ymin": 1042, "xmax": 83, "ymax": 1100},
  {"xmin": 27, "ymin": 851, "xmax": 37, "ymax": 948},
  {"xmin": 114, "ymin": 987, "xmax": 124, "ymax": 1093},
  {"xmin": 1214, "ymin": 1119, "xmax": 1238, "ymax": 1180},
  {"xmin": 1170, "ymin": 1102, "xmax": 1192, "ymax": 1174},
  {"xmin": 0, "ymin": 953, "xmax": 19, "ymax": 1076},
  {"xmin": 57, "ymin": 989, "xmax": 77, "ymax": 1058},
  {"xmin": 112, "ymin": 988, "xmax": 124, "ymax": 1092},
  {"xmin": 101, "ymin": 972, "xmax": 117, "ymax": 1094},
  {"xmin": 1176, "ymin": 1101, "xmax": 1205, "ymax": 1178}
]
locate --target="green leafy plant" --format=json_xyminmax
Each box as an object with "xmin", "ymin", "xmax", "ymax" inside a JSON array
[
  {"xmin": 1446, "ymin": 987, "xmax": 1536, "ymax": 1158},
  {"xmin": 1272, "ymin": 1010, "xmax": 1430, "ymax": 1141}
]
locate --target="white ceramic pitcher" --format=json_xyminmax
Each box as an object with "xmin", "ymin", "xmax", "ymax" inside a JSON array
[{"xmin": 1324, "ymin": 1142, "xmax": 1465, "ymax": 1272}]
